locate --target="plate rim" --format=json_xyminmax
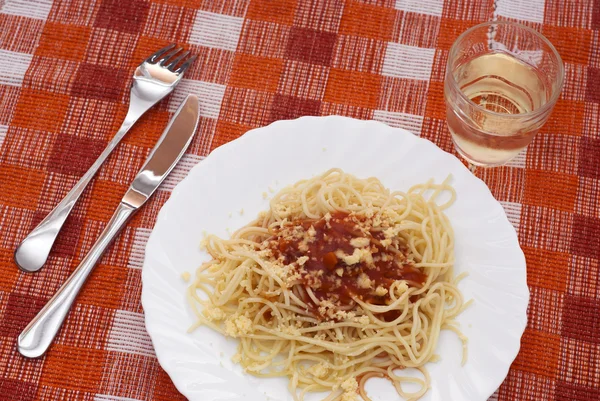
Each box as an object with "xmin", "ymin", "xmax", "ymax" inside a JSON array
[{"xmin": 142, "ymin": 115, "xmax": 530, "ymax": 401}]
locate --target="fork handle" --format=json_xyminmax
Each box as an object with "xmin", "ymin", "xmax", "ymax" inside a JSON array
[
  {"xmin": 18, "ymin": 202, "xmax": 137, "ymax": 358},
  {"xmin": 14, "ymin": 110, "xmax": 141, "ymax": 273}
]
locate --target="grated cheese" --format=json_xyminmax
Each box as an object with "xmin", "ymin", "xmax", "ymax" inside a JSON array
[
  {"xmin": 349, "ymin": 237, "xmax": 370, "ymax": 248},
  {"xmin": 341, "ymin": 377, "xmax": 358, "ymax": 401}
]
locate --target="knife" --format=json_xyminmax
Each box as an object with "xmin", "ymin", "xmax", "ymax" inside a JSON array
[{"xmin": 18, "ymin": 94, "xmax": 200, "ymax": 358}]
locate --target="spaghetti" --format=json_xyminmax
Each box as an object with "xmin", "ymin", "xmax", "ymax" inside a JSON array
[{"xmin": 187, "ymin": 169, "xmax": 469, "ymax": 401}]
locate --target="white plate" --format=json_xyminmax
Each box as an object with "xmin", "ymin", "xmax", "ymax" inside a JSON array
[{"xmin": 142, "ymin": 116, "xmax": 529, "ymax": 401}]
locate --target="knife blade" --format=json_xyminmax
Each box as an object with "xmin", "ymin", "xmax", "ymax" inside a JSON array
[
  {"xmin": 18, "ymin": 94, "xmax": 200, "ymax": 358},
  {"xmin": 123, "ymin": 94, "xmax": 200, "ymax": 208}
]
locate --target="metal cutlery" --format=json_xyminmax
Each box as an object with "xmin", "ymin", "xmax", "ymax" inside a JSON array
[
  {"xmin": 17, "ymin": 94, "xmax": 200, "ymax": 358},
  {"xmin": 14, "ymin": 44, "xmax": 196, "ymax": 273}
]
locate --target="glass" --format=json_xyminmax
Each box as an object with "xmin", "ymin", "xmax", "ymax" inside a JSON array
[{"xmin": 444, "ymin": 21, "xmax": 564, "ymax": 168}]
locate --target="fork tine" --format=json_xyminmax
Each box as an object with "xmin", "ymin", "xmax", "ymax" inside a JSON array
[
  {"xmin": 158, "ymin": 47, "xmax": 183, "ymax": 66},
  {"xmin": 165, "ymin": 50, "xmax": 191, "ymax": 71},
  {"xmin": 174, "ymin": 54, "xmax": 197, "ymax": 75},
  {"xmin": 146, "ymin": 43, "xmax": 176, "ymax": 64}
]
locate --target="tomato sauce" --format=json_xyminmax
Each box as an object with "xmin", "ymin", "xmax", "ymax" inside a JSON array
[{"xmin": 269, "ymin": 212, "xmax": 426, "ymax": 312}]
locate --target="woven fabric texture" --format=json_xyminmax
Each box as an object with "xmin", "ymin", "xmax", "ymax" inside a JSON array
[{"xmin": 0, "ymin": 0, "xmax": 598, "ymax": 400}]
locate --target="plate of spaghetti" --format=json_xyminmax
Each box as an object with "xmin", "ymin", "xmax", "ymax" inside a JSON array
[{"xmin": 142, "ymin": 116, "xmax": 529, "ymax": 401}]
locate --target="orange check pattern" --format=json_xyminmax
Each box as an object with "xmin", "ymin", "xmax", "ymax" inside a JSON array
[{"xmin": 0, "ymin": 1, "xmax": 598, "ymax": 400}]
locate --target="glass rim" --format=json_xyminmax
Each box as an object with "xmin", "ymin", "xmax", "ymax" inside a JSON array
[{"xmin": 446, "ymin": 20, "xmax": 565, "ymax": 120}]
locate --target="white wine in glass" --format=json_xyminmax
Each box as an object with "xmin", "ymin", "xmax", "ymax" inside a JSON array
[{"xmin": 445, "ymin": 22, "xmax": 564, "ymax": 168}]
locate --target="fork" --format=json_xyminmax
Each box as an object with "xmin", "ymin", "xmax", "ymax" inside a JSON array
[{"xmin": 14, "ymin": 44, "xmax": 196, "ymax": 273}]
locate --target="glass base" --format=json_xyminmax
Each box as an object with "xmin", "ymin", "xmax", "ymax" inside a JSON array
[{"xmin": 451, "ymin": 136, "xmax": 520, "ymax": 168}]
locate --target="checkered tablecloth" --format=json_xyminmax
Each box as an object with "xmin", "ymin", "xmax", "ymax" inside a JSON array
[{"xmin": 0, "ymin": 0, "xmax": 598, "ymax": 400}]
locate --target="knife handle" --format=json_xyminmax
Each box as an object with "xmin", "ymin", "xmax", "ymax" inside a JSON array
[{"xmin": 18, "ymin": 202, "xmax": 137, "ymax": 358}]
